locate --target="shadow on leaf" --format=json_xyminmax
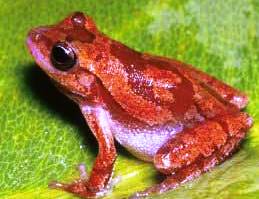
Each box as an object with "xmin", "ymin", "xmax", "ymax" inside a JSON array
[
  {"xmin": 24, "ymin": 64, "xmax": 133, "ymax": 159},
  {"xmin": 24, "ymin": 64, "xmax": 97, "ymax": 155}
]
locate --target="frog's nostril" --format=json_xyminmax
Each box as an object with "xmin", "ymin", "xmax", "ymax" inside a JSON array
[
  {"xmin": 28, "ymin": 30, "xmax": 42, "ymax": 42},
  {"xmin": 28, "ymin": 26, "xmax": 51, "ymax": 43}
]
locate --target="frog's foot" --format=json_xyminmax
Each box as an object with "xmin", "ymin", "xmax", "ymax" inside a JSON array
[
  {"xmin": 49, "ymin": 177, "xmax": 121, "ymax": 198},
  {"xmin": 49, "ymin": 164, "xmax": 95, "ymax": 198},
  {"xmin": 49, "ymin": 180, "xmax": 99, "ymax": 198},
  {"xmin": 129, "ymin": 164, "xmax": 202, "ymax": 199},
  {"xmin": 49, "ymin": 164, "xmax": 121, "ymax": 198},
  {"xmin": 130, "ymin": 112, "xmax": 252, "ymax": 199}
]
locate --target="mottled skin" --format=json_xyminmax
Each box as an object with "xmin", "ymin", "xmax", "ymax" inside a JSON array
[{"xmin": 26, "ymin": 12, "xmax": 252, "ymax": 199}]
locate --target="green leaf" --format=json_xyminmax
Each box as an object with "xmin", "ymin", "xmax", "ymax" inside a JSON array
[{"xmin": 0, "ymin": 0, "xmax": 258, "ymax": 198}]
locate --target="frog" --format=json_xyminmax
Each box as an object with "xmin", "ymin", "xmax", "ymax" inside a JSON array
[{"xmin": 26, "ymin": 12, "xmax": 253, "ymax": 199}]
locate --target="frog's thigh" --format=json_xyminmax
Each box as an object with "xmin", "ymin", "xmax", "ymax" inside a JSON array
[
  {"xmin": 184, "ymin": 65, "xmax": 248, "ymax": 109},
  {"xmin": 131, "ymin": 113, "xmax": 251, "ymax": 198},
  {"xmin": 154, "ymin": 112, "xmax": 251, "ymax": 174},
  {"xmin": 144, "ymin": 53, "xmax": 248, "ymax": 109}
]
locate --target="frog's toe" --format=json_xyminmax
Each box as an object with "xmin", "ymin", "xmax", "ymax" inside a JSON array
[
  {"xmin": 49, "ymin": 180, "xmax": 85, "ymax": 192},
  {"xmin": 77, "ymin": 163, "xmax": 89, "ymax": 180},
  {"xmin": 49, "ymin": 181, "xmax": 67, "ymax": 189},
  {"xmin": 108, "ymin": 175, "xmax": 121, "ymax": 189},
  {"xmin": 129, "ymin": 191, "xmax": 149, "ymax": 199},
  {"xmin": 48, "ymin": 166, "xmax": 120, "ymax": 198}
]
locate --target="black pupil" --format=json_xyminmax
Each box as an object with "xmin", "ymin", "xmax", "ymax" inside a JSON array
[{"xmin": 51, "ymin": 43, "xmax": 76, "ymax": 70}]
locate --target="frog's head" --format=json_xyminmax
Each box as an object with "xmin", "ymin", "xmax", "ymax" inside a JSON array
[{"xmin": 27, "ymin": 12, "xmax": 105, "ymax": 103}]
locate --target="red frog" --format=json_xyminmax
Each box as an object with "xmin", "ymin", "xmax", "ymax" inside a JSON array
[{"xmin": 26, "ymin": 12, "xmax": 253, "ymax": 199}]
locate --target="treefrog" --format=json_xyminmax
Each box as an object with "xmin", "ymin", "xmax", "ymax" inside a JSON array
[{"xmin": 26, "ymin": 12, "xmax": 253, "ymax": 199}]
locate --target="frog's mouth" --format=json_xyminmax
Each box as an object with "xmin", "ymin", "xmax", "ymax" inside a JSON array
[{"xmin": 49, "ymin": 78, "xmax": 86, "ymax": 103}]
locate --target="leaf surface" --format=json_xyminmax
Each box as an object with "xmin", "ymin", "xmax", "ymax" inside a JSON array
[{"xmin": 0, "ymin": 0, "xmax": 258, "ymax": 198}]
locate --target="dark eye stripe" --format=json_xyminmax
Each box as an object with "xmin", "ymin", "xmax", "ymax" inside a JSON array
[{"xmin": 51, "ymin": 42, "xmax": 76, "ymax": 71}]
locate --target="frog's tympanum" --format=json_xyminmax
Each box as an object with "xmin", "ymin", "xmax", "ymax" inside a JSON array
[{"xmin": 27, "ymin": 12, "xmax": 253, "ymax": 199}]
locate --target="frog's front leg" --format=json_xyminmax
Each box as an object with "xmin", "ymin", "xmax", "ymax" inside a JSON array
[
  {"xmin": 131, "ymin": 112, "xmax": 252, "ymax": 199},
  {"xmin": 50, "ymin": 105, "xmax": 117, "ymax": 198}
]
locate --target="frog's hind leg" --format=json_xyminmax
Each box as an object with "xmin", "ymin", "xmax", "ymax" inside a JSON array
[
  {"xmin": 167, "ymin": 57, "xmax": 249, "ymax": 109},
  {"xmin": 181, "ymin": 64, "xmax": 248, "ymax": 110},
  {"xmin": 143, "ymin": 54, "xmax": 248, "ymax": 109},
  {"xmin": 130, "ymin": 112, "xmax": 252, "ymax": 199}
]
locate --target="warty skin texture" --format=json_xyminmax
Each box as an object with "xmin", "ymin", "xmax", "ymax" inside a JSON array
[{"xmin": 27, "ymin": 12, "xmax": 252, "ymax": 199}]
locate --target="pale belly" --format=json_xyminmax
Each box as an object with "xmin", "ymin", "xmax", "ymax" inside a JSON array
[
  {"xmin": 112, "ymin": 121, "xmax": 183, "ymax": 162},
  {"xmin": 81, "ymin": 105, "xmax": 194, "ymax": 162}
]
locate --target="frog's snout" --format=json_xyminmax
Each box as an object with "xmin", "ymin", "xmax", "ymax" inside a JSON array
[
  {"xmin": 26, "ymin": 29, "xmax": 39, "ymax": 59},
  {"xmin": 26, "ymin": 28, "xmax": 44, "ymax": 61},
  {"xmin": 26, "ymin": 27, "xmax": 56, "ymax": 74},
  {"xmin": 27, "ymin": 28, "xmax": 43, "ymax": 54}
]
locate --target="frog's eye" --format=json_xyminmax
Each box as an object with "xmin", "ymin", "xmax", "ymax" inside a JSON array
[{"xmin": 51, "ymin": 42, "xmax": 76, "ymax": 71}]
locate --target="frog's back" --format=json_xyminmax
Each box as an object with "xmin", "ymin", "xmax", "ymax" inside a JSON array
[{"xmin": 91, "ymin": 40, "xmax": 196, "ymax": 127}]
